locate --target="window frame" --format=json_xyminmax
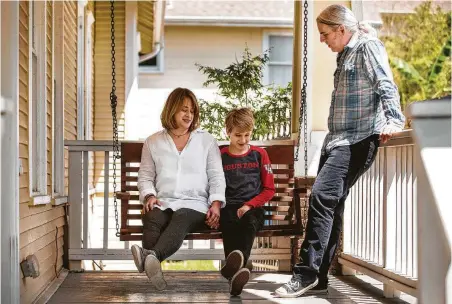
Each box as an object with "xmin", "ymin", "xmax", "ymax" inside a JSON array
[
  {"xmin": 52, "ymin": 1, "xmax": 66, "ymax": 201},
  {"xmin": 29, "ymin": 0, "xmax": 48, "ymax": 200},
  {"xmin": 138, "ymin": 44, "xmax": 165, "ymax": 74},
  {"xmin": 262, "ymin": 31, "xmax": 293, "ymax": 87}
]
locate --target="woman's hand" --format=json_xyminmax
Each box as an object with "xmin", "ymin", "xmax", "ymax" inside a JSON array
[
  {"xmin": 379, "ymin": 124, "xmax": 402, "ymax": 144},
  {"xmin": 143, "ymin": 195, "xmax": 161, "ymax": 213},
  {"xmin": 206, "ymin": 201, "xmax": 221, "ymax": 229},
  {"xmin": 237, "ymin": 205, "xmax": 251, "ymax": 219}
]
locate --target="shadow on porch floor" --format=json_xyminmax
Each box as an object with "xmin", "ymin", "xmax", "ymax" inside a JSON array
[{"xmin": 46, "ymin": 271, "xmax": 416, "ymax": 303}]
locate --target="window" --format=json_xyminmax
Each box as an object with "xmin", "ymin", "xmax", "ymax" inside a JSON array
[
  {"xmin": 138, "ymin": 48, "xmax": 164, "ymax": 74},
  {"xmin": 263, "ymin": 33, "xmax": 293, "ymax": 87},
  {"xmin": 29, "ymin": 0, "xmax": 47, "ymax": 197}
]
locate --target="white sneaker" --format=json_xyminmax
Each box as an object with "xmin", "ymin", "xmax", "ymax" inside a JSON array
[{"xmin": 144, "ymin": 252, "xmax": 167, "ymax": 291}]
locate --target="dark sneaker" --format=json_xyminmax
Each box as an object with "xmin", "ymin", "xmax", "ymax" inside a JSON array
[
  {"xmin": 229, "ymin": 268, "xmax": 250, "ymax": 296},
  {"xmin": 131, "ymin": 244, "xmax": 146, "ymax": 273},
  {"xmin": 221, "ymin": 250, "xmax": 244, "ymax": 280},
  {"xmin": 144, "ymin": 252, "xmax": 167, "ymax": 290},
  {"xmin": 305, "ymin": 283, "xmax": 328, "ymax": 295},
  {"xmin": 275, "ymin": 276, "xmax": 318, "ymax": 298}
]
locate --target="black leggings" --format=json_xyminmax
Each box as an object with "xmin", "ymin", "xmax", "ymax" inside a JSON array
[
  {"xmin": 220, "ymin": 205, "xmax": 265, "ymax": 265},
  {"xmin": 142, "ymin": 208, "xmax": 205, "ymax": 261}
]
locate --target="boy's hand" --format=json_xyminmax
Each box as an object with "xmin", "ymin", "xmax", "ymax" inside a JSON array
[
  {"xmin": 143, "ymin": 196, "xmax": 161, "ymax": 213},
  {"xmin": 206, "ymin": 201, "xmax": 221, "ymax": 229},
  {"xmin": 237, "ymin": 205, "xmax": 251, "ymax": 219}
]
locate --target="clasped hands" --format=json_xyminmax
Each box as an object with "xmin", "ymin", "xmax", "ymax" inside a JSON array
[{"xmin": 205, "ymin": 202, "xmax": 252, "ymax": 229}]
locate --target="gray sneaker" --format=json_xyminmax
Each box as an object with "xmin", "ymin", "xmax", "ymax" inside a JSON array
[
  {"xmin": 144, "ymin": 252, "xmax": 167, "ymax": 291},
  {"xmin": 275, "ymin": 276, "xmax": 318, "ymax": 298},
  {"xmin": 131, "ymin": 244, "xmax": 146, "ymax": 273}
]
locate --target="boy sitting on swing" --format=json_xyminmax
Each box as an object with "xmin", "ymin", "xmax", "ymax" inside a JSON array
[{"xmin": 218, "ymin": 108, "xmax": 275, "ymax": 296}]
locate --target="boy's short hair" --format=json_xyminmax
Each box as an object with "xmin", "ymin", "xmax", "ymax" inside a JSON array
[
  {"xmin": 160, "ymin": 87, "xmax": 200, "ymax": 132},
  {"xmin": 225, "ymin": 108, "xmax": 254, "ymax": 133}
]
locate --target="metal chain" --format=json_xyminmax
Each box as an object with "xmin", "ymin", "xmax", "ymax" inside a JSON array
[
  {"xmin": 294, "ymin": 0, "xmax": 309, "ymax": 177},
  {"xmin": 302, "ymin": 0, "xmax": 308, "ymax": 177},
  {"xmin": 110, "ymin": 0, "xmax": 120, "ymax": 237}
]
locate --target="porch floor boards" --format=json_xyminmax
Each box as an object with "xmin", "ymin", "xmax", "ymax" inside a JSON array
[{"xmin": 47, "ymin": 271, "xmax": 415, "ymax": 303}]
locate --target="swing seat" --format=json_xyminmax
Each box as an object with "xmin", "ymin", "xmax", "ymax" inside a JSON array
[{"xmin": 117, "ymin": 140, "xmax": 314, "ymax": 262}]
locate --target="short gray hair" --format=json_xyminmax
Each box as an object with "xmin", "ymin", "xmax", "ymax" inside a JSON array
[{"xmin": 316, "ymin": 4, "xmax": 377, "ymax": 37}]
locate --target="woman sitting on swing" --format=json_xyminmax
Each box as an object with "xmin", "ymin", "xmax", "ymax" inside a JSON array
[{"xmin": 132, "ymin": 87, "xmax": 226, "ymax": 290}]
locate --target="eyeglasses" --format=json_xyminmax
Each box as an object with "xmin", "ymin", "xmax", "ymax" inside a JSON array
[{"xmin": 320, "ymin": 30, "xmax": 336, "ymax": 39}]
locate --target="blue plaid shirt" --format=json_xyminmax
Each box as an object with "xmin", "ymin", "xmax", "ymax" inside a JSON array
[{"xmin": 323, "ymin": 33, "xmax": 405, "ymax": 153}]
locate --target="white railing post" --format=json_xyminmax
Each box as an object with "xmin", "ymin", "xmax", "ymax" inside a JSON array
[
  {"xmin": 68, "ymin": 150, "xmax": 83, "ymax": 270},
  {"xmin": 103, "ymin": 151, "xmax": 110, "ymax": 250},
  {"xmin": 383, "ymin": 147, "xmax": 396, "ymax": 271}
]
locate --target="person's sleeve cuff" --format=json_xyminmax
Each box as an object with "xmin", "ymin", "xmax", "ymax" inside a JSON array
[{"xmin": 209, "ymin": 194, "xmax": 226, "ymax": 208}]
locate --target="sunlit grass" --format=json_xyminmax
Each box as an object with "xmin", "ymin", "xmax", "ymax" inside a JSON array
[{"xmin": 161, "ymin": 260, "xmax": 219, "ymax": 271}]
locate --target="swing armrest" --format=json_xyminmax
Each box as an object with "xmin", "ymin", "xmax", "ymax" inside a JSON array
[{"xmin": 116, "ymin": 192, "xmax": 131, "ymax": 200}]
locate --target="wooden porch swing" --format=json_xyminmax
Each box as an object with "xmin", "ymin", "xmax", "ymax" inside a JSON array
[{"xmin": 108, "ymin": 0, "xmax": 315, "ymax": 266}]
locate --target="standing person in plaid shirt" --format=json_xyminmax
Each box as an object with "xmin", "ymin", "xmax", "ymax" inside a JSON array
[
  {"xmin": 275, "ymin": 4, "xmax": 405, "ymax": 298},
  {"xmin": 219, "ymin": 108, "xmax": 275, "ymax": 296}
]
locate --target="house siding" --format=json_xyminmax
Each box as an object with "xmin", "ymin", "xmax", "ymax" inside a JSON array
[{"xmin": 18, "ymin": 1, "xmax": 66, "ymax": 303}]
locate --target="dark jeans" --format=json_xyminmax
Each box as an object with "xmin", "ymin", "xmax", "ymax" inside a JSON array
[
  {"xmin": 220, "ymin": 205, "xmax": 265, "ymax": 265},
  {"xmin": 294, "ymin": 135, "xmax": 380, "ymax": 284},
  {"xmin": 142, "ymin": 208, "xmax": 205, "ymax": 261}
]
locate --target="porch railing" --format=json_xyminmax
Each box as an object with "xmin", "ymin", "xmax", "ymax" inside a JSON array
[
  {"xmin": 65, "ymin": 140, "xmax": 293, "ymax": 270},
  {"xmin": 339, "ymin": 130, "xmax": 418, "ymax": 297}
]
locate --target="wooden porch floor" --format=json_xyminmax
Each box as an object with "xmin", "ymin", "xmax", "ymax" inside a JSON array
[{"xmin": 46, "ymin": 271, "xmax": 416, "ymax": 303}]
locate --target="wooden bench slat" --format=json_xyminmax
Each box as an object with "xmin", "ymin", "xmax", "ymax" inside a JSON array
[
  {"xmin": 119, "ymin": 228, "xmax": 304, "ymax": 241},
  {"xmin": 121, "ymin": 222, "xmax": 300, "ymax": 235},
  {"xmin": 125, "ymin": 185, "xmax": 139, "ymax": 192},
  {"xmin": 124, "ymin": 214, "xmax": 293, "ymax": 221},
  {"xmin": 123, "ymin": 204, "xmax": 142, "ymax": 210},
  {"xmin": 272, "ymin": 168, "xmax": 294, "ymax": 175},
  {"xmin": 124, "ymin": 167, "xmax": 140, "ymax": 172},
  {"xmin": 269, "ymin": 196, "xmax": 295, "ymax": 202},
  {"xmin": 123, "ymin": 204, "xmax": 297, "ymax": 214},
  {"xmin": 265, "ymin": 215, "xmax": 291, "ymax": 221},
  {"xmin": 274, "ymin": 178, "xmax": 295, "ymax": 184},
  {"xmin": 263, "ymin": 206, "xmax": 291, "ymax": 212}
]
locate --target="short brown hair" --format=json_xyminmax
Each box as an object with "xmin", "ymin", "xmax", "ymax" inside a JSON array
[
  {"xmin": 160, "ymin": 88, "xmax": 200, "ymax": 131},
  {"xmin": 225, "ymin": 107, "xmax": 254, "ymax": 133}
]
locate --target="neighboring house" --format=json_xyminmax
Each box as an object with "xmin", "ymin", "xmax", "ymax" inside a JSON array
[
  {"xmin": 128, "ymin": 0, "xmax": 296, "ymax": 141},
  {"xmin": 354, "ymin": 0, "xmax": 451, "ymax": 34},
  {"xmin": 1, "ymin": 1, "xmax": 162, "ymax": 302}
]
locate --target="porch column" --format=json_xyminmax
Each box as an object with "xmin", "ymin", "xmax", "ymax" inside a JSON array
[
  {"xmin": 1, "ymin": 1, "xmax": 20, "ymax": 302},
  {"xmin": 291, "ymin": 0, "xmax": 302, "ymax": 137},
  {"xmin": 124, "ymin": 0, "xmax": 138, "ymax": 139}
]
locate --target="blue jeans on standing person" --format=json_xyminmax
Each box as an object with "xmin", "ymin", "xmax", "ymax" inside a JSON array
[{"xmin": 295, "ymin": 135, "xmax": 380, "ymax": 287}]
